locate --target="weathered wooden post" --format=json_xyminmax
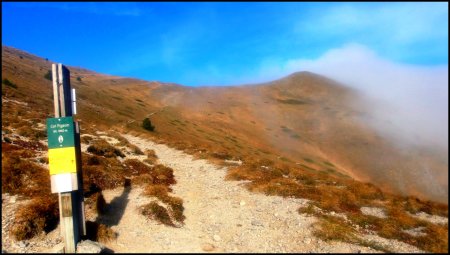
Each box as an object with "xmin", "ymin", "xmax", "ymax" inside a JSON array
[{"xmin": 47, "ymin": 63, "xmax": 85, "ymax": 253}]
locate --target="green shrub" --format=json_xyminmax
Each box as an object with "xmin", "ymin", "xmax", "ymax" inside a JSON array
[
  {"xmin": 142, "ymin": 118, "xmax": 155, "ymax": 132},
  {"xmin": 44, "ymin": 70, "xmax": 52, "ymax": 81},
  {"xmin": 2, "ymin": 78, "xmax": 17, "ymax": 89}
]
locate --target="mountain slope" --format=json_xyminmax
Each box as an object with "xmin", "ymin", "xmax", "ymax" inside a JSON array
[
  {"xmin": 2, "ymin": 45, "xmax": 446, "ymax": 203},
  {"xmin": 2, "ymin": 45, "xmax": 449, "ymax": 253}
]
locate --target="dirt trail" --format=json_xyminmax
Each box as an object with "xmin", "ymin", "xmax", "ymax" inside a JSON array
[
  {"xmin": 98, "ymin": 134, "xmax": 378, "ymax": 253},
  {"xmin": 1, "ymin": 132, "xmax": 426, "ymax": 253}
]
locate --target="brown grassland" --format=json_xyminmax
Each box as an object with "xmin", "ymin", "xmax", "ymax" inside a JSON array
[{"xmin": 1, "ymin": 45, "xmax": 447, "ymax": 252}]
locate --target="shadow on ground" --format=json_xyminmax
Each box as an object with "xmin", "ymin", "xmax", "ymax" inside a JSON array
[{"xmin": 97, "ymin": 179, "xmax": 132, "ymax": 227}]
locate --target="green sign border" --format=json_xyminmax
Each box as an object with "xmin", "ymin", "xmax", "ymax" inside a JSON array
[{"xmin": 47, "ymin": 117, "xmax": 75, "ymax": 149}]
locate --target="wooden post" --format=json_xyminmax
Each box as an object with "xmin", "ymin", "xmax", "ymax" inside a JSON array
[{"xmin": 51, "ymin": 63, "xmax": 84, "ymax": 253}]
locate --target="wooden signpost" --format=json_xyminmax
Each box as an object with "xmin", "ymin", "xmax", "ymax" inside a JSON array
[{"xmin": 47, "ymin": 63, "xmax": 85, "ymax": 253}]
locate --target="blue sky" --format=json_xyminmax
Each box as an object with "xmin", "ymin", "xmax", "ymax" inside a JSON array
[{"xmin": 2, "ymin": 2, "xmax": 448, "ymax": 86}]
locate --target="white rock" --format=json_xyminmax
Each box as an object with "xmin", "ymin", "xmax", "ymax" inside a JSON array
[
  {"xmin": 201, "ymin": 243, "xmax": 215, "ymax": 251},
  {"xmin": 18, "ymin": 241, "xmax": 27, "ymax": 248},
  {"xmin": 251, "ymin": 220, "xmax": 264, "ymax": 227},
  {"xmin": 304, "ymin": 238, "xmax": 311, "ymax": 244},
  {"xmin": 240, "ymin": 201, "xmax": 246, "ymax": 206},
  {"xmin": 76, "ymin": 240, "xmax": 104, "ymax": 253},
  {"xmin": 213, "ymin": 235, "xmax": 221, "ymax": 242}
]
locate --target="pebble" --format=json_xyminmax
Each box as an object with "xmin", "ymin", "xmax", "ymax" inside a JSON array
[
  {"xmin": 240, "ymin": 200, "xmax": 246, "ymax": 206},
  {"xmin": 251, "ymin": 220, "xmax": 264, "ymax": 227},
  {"xmin": 18, "ymin": 241, "xmax": 28, "ymax": 248},
  {"xmin": 201, "ymin": 243, "xmax": 215, "ymax": 252},
  {"xmin": 213, "ymin": 235, "xmax": 221, "ymax": 242},
  {"xmin": 304, "ymin": 238, "xmax": 311, "ymax": 244}
]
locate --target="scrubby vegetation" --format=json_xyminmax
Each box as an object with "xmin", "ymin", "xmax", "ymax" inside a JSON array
[
  {"xmin": 143, "ymin": 149, "xmax": 158, "ymax": 165},
  {"xmin": 9, "ymin": 197, "xmax": 59, "ymax": 241},
  {"xmin": 87, "ymin": 139, "xmax": 125, "ymax": 158},
  {"xmin": 2, "ymin": 46, "xmax": 447, "ymax": 252},
  {"xmin": 3, "ymin": 78, "xmax": 17, "ymax": 88},
  {"xmin": 141, "ymin": 202, "xmax": 173, "ymax": 226},
  {"xmin": 226, "ymin": 158, "xmax": 448, "ymax": 252},
  {"xmin": 142, "ymin": 117, "xmax": 155, "ymax": 132},
  {"xmin": 44, "ymin": 70, "xmax": 52, "ymax": 81},
  {"xmin": 84, "ymin": 221, "xmax": 117, "ymax": 242}
]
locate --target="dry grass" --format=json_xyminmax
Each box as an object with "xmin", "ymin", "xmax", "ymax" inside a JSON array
[
  {"xmin": 128, "ymin": 143, "xmax": 144, "ymax": 155},
  {"xmin": 132, "ymin": 173, "xmax": 154, "ymax": 186},
  {"xmin": 2, "ymin": 153, "xmax": 51, "ymax": 197},
  {"xmin": 226, "ymin": 159, "xmax": 448, "ymax": 253},
  {"xmin": 145, "ymin": 149, "xmax": 158, "ymax": 159},
  {"xmin": 160, "ymin": 195, "xmax": 185, "ymax": 223},
  {"xmin": 123, "ymin": 158, "xmax": 153, "ymax": 176},
  {"xmin": 10, "ymin": 196, "xmax": 59, "ymax": 240},
  {"xmin": 143, "ymin": 149, "xmax": 158, "ymax": 165},
  {"xmin": 2, "ymin": 45, "xmax": 447, "ymax": 253},
  {"xmin": 107, "ymin": 131, "xmax": 130, "ymax": 146},
  {"xmin": 16, "ymin": 125, "xmax": 47, "ymax": 141},
  {"xmin": 151, "ymin": 164, "xmax": 176, "ymax": 185},
  {"xmin": 2, "ymin": 142, "xmax": 36, "ymax": 158},
  {"xmin": 87, "ymin": 139, "xmax": 125, "ymax": 158},
  {"xmin": 140, "ymin": 201, "xmax": 174, "ymax": 226},
  {"xmin": 84, "ymin": 221, "xmax": 117, "ymax": 242},
  {"xmin": 312, "ymin": 215, "xmax": 358, "ymax": 243},
  {"xmin": 143, "ymin": 184, "xmax": 172, "ymax": 199},
  {"xmin": 82, "ymin": 154, "xmax": 129, "ymax": 190}
]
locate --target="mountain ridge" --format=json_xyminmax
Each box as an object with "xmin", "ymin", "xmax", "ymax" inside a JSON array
[{"xmin": 2, "ymin": 45, "xmax": 447, "ymax": 204}]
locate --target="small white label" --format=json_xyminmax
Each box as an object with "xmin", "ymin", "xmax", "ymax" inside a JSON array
[{"xmin": 51, "ymin": 173, "xmax": 78, "ymax": 193}]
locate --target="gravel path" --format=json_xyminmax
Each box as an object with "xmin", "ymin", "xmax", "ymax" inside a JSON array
[
  {"xmin": 1, "ymin": 133, "xmax": 431, "ymax": 253},
  {"xmin": 99, "ymin": 134, "xmax": 379, "ymax": 253}
]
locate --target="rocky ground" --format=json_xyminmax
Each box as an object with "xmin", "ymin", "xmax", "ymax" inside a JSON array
[{"xmin": 2, "ymin": 133, "xmax": 446, "ymax": 253}]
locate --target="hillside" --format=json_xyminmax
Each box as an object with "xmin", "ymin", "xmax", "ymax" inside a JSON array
[
  {"xmin": 2, "ymin": 45, "xmax": 447, "ymax": 203},
  {"xmin": 2, "ymin": 45, "xmax": 448, "ymax": 253}
]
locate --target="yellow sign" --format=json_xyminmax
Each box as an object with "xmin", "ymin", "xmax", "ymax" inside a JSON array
[{"xmin": 48, "ymin": 147, "xmax": 77, "ymax": 175}]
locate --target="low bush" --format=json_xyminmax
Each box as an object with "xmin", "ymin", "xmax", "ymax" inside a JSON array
[
  {"xmin": 132, "ymin": 173, "xmax": 154, "ymax": 185},
  {"xmin": 44, "ymin": 70, "xmax": 52, "ymax": 81},
  {"xmin": 81, "ymin": 135, "xmax": 93, "ymax": 144},
  {"xmin": 84, "ymin": 221, "xmax": 116, "ymax": 242},
  {"xmin": 146, "ymin": 149, "xmax": 158, "ymax": 159},
  {"xmin": 3, "ymin": 78, "xmax": 17, "ymax": 89},
  {"xmin": 87, "ymin": 139, "xmax": 125, "ymax": 158},
  {"xmin": 17, "ymin": 126, "xmax": 47, "ymax": 141},
  {"xmin": 142, "ymin": 118, "xmax": 155, "ymax": 132},
  {"xmin": 2, "ymin": 154, "xmax": 51, "ymax": 197},
  {"xmin": 140, "ymin": 201, "xmax": 173, "ymax": 226},
  {"xmin": 161, "ymin": 195, "xmax": 185, "ymax": 223},
  {"xmin": 10, "ymin": 196, "xmax": 59, "ymax": 240},
  {"xmin": 128, "ymin": 144, "xmax": 144, "ymax": 155},
  {"xmin": 124, "ymin": 159, "xmax": 153, "ymax": 176},
  {"xmin": 151, "ymin": 164, "xmax": 176, "ymax": 185},
  {"xmin": 143, "ymin": 184, "xmax": 171, "ymax": 199}
]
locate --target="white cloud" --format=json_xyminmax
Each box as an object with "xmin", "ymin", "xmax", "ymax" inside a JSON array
[
  {"xmin": 250, "ymin": 43, "xmax": 448, "ymax": 152},
  {"xmin": 294, "ymin": 2, "xmax": 448, "ymax": 62},
  {"xmin": 297, "ymin": 2, "xmax": 448, "ymax": 43}
]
